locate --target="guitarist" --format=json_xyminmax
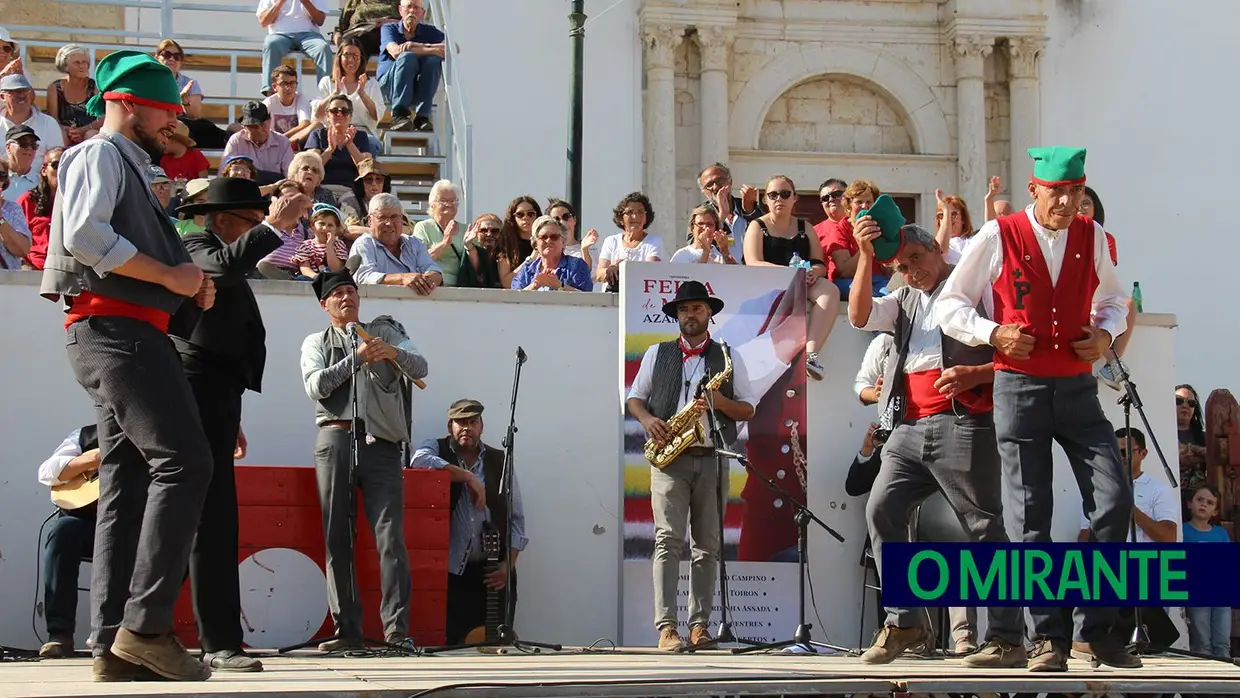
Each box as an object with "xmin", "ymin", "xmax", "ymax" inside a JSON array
[
  {"xmin": 411, "ymin": 399, "xmax": 525, "ymax": 645},
  {"xmin": 36, "ymin": 424, "xmax": 101, "ymax": 659}
]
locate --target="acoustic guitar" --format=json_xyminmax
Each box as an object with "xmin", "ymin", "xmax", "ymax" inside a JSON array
[
  {"xmin": 463, "ymin": 523, "xmax": 502, "ymax": 647},
  {"xmin": 51, "ymin": 473, "xmax": 100, "ymax": 511}
]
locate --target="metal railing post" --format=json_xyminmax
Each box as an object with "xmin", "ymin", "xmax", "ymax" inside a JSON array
[{"xmin": 160, "ymin": 0, "xmax": 174, "ymax": 38}]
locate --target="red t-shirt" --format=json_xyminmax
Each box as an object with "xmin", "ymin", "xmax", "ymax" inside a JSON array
[
  {"xmin": 816, "ymin": 218, "xmax": 888, "ymax": 281},
  {"xmin": 17, "ymin": 190, "xmax": 50, "ymax": 270},
  {"xmin": 160, "ymin": 148, "xmax": 210, "ymax": 181}
]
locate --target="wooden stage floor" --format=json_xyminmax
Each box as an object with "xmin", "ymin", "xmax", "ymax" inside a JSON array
[{"xmin": 0, "ymin": 647, "xmax": 1237, "ymax": 697}]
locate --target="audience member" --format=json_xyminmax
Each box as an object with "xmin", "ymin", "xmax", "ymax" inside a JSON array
[
  {"xmin": 221, "ymin": 154, "xmax": 259, "ymax": 181},
  {"xmin": 814, "ymin": 177, "xmax": 848, "ymax": 229},
  {"xmin": 992, "ymin": 200, "xmax": 1014, "ymax": 217},
  {"xmin": 511, "ymin": 215, "xmax": 591, "ymax": 292},
  {"xmin": 263, "ymin": 65, "xmax": 316, "ymax": 145},
  {"xmin": 257, "ymin": 0, "xmax": 333, "ymax": 84},
  {"xmin": 291, "ymin": 203, "xmax": 349, "ymax": 277},
  {"xmin": 3, "ymin": 124, "xmax": 40, "ymax": 198},
  {"xmin": 495, "ymin": 196, "xmax": 541, "ymax": 289},
  {"xmin": 1183, "ymin": 485, "xmax": 1233, "ymax": 658},
  {"xmin": 595, "ymin": 192, "xmax": 662, "ymax": 292},
  {"xmin": 670, "ymin": 204, "xmax": 735, "ymax": 264},
  {"xmin": 821, "ymin": 178, "xmax": 889, "ymax": 301},
  {"xmin": 175, "ymin": 178, "xmax": 211, "ymax": 236},
  {"xmin": 337, "ymin": 0, "xmax": 399, "ymax": 57},
  {"xmin": 698, "ymin": 163, "xmax": 762, "ymax": 251},
  {"xmin": 155, "ymin": 39, "xmax": 236, "ymax": 148},
  {"xmin": 546, "ymin": 198, "xmax": 597, "ymax": 270},
  {"xmin": 16, "ymin": 145, "xmax": 58, "ymax": 270},
  {"xmin": 743, "ymin": 175, "xmax": 837, "ymax": 381},
  {"xmin": 352, "ymin": 192, "xmax": 442, "ymax": 293},
  {"xmin": 456, "ymin": 212, "xmax": 502, "ymax": 289},
  {"xmin": 933, "ymin": 189, "xmax": 977, "ymax": 265},
  {"xmin": 0, "ymin": 27, "xmax": 21, "ymax": 77},
  {"xmin": 313, "ymin": 37, "xmax": 384, "ymax": 149},
  {"xmin": 377, "ymin": 0, "xmax": 445, "ymax": 132},
  {"xmin": 0, "ymin": 157, "xmax": 32, "ymax": 269},
  {"xmin": 257, "ymin": 154, "xmax": 343, "ymax": 279},
  {"xmin": 411, "ymin": 179, "xmax": 465, "ymax": 286},
  {"xmin": 855, "ymin": 332, "xmax": 892, "ymax": 406},
  {"xmin": 222, "ymin": 101, "xmax": 295, "ymax": 185},
  {"xmin": 45, "ymin": 45, "xmax": 101, "ymax": 146},
  {"xmin": 150, "ymin": 167, "xmax": 174, "ymax": 214},
  {"xmin": 1176, "ymin": 384, "xmax": 1208, "ymax": 503},
  {"xmin": 982, "ymin": 175, "xmax": 1002, "ymax": 222},
  {"xmin": 345, "ymin": 157, "xmax": 389, "ymax": 238},
  {"xmin": 1077, "ymin": 428, "xmax": 1177, "ymax": 544},
  {"xmin": 0, "ymin": 74, "xmax": 62, "ymax": 165},
  {"xmin": 35, "ymin": 424, "xmax": 100, "ymax": 659},
  {"xmin": 306, "ymin": 94, "xmax": 377, "ymax": 188},
  {"xmin": 159, "ymin": 121, "xmax": 209, "ymax": 182}
]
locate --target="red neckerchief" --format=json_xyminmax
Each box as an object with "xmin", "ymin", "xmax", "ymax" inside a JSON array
[{"xmin": 680, "ymin": 334, "xmax": 710, "ymax": 363}]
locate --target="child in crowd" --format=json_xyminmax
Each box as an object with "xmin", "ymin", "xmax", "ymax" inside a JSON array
[
  {"xmin": 1183, "ymin": 485, "xmax": 1233, "ymax": 658},
  {"xmin": 263, "ymin": 65, "xmax": 316, "ymax": 146},
  {"xmin": 290, "ymin": 203, "xmax": 349, "ymax": 279},
  {"xmin": 159, "ymin": 121, "xmax": 210, "ymax": 182}
]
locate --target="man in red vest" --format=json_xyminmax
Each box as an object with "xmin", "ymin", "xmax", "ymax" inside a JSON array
[
  {"xmin": 936, "ymin": 147, "xmax": 1135, "ymax": 671},
  {"xmin": 847, "ymin": 222, "xmax": 1023, "ymax": 668}
]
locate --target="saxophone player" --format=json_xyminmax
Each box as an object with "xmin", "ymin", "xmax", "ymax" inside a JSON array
[{"xmin": 626, "ymin": 281, "xmax": 757, "ymax": 651}]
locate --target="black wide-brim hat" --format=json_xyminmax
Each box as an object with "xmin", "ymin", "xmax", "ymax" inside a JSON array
[
  {"xmin": 176, "ymin": 176, "xmax": 271, "ymax": 215},
  {"xmin": 662, "ymin": 280, "xmax": 725, "ymax": 319}
]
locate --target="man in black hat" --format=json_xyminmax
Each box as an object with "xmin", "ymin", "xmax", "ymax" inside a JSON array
[
  {"xmin": 170, "ymin": 177, "xmax": 310, "ymax": 670},
  {"xmin": 300, "ymin": 268, "xmax": 428, "ymax": 650},
  {"xmin": 625, "ymin": 280, "xmax": 758, "ymax": 651},
  {"xmin": 221, "ymin": 101, "xmax": 294, "ymax": 185},
  {"xmin": 411, "ymin": 398, "xmax": 528, "ymax": 644}
]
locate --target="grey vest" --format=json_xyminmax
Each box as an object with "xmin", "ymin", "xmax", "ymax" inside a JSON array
[
  {"xmin": 878, "ymin": 279, "xmax": 994, "ymax": 425},
  {"xmin": 40, "ymin": 132, "xmax": 190, "ymax": 314},
  {"xmin": 646, "ymin": 339, "xmax": 737, "ymax": 446},
  {"xmin": 313, "ymin": 316, "xmax": 413, "ymax": 444}
]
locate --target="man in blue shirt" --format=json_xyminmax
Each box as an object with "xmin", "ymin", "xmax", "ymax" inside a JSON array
[{"xmin": 377, "ymin": 0, "xmax": 445, "ymax": 132}]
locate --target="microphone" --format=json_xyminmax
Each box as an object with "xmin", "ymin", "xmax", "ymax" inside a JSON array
[
  {"xmin": 517, "ymin": 346, "xmax": 528, "ymax": 365},
  {"xmin": 347, "ymin": 322, "xmax": 427, "ymax": 390}
]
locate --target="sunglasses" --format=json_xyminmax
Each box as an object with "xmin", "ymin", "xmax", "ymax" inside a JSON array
[
  {"xmin": 820, "ymin": 191, "xmax": 844, "ymax": 202},
  {"xmin": 514, "ymin": 210, "xmax": 537, "ymax": 219},
  {"xmin": 765, "ymin": 190, "xmax": 793, "ymax": 200},
  {"xmin": 157, "ymin": 50, "xmax": 183, "ymax": 60},
  {"xmin": 538, "ymin": 234, "xmax": 563, "ymax": 241},
  {"xmin": 1177, "ymin": 397, "xmax": 1198, "ymax": 408},
  {"xmin": 13, "ymin": 139, "xmax": 38, "ymax": 150},
  {"xmin": 48, "ymin": 160, "xmax": 61, "ymax": 169},
  {"xmin": 552, "ymin": 212, "xmax": 575, "ymax": 222},
  {"xmin": 0, "ymin": 44, "xmax": 13, "ymax": 55},
  {"xmin": 328, "ymin": 107, "xmax": 352, "ymax": 115},
  {"xmin": 478, "ymin": 226, "xmax": 502, "ymax": 234}
]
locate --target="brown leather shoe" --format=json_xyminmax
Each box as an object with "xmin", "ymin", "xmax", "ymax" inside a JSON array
[
  {"xmin": 1071, "ymin": 638, "xmax": 1143, "ymax": 668},
  {"xmin": 961, "ymin": 638, "xmax": 1027, "ymax": 668},
  {"xmin": 92, "ymin": 653, "xmax": 162, "ymax": 682},
  {"xmin": 657, "ymin": 626, "xmax": 684, "ymax": 651},
  {"xmin": 111, "ymin": 628, "xmax": 211, "ymax": 681},
  {"xmin": 688, "ymin": 625, "xmax": 713, "ymax": 646},
  {"xmin": 1027, "ymin": 639, "xmax": 1068, "ymax": 672},
  {"xmin": 318, "ymin": 637, "xmax": 365, "ymax": 652},
  {"xmin": 39, "ymin": 634, "xmax": 74, "ymax": 659},
  {"xmin": 859, "ymin": 625, "xmax": 928, "ymax": 664}
]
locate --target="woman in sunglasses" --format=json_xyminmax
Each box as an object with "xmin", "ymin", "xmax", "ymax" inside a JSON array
[
  {"xmin": 457, "ymin": 212, "xmax": 502, "ymax": 288},
  {"xmin": 546, "ymin": 198, "xmax": 597, "ymax": 272},
  {"xmin": 496, "ymin": 196, "xmax": 541, "ymax": 289},
  {"xmin": 1176, "ymin": 384, "xmax": 1208, "ymax": 503},
  {"xmin": 743, "ymin": 175, "xmax": 837, "ymax": 381},
  {"xmin": 595, "ymin": 192, "xmax": 662, "ymax": 292},
  {"xmin": 154, "ymin": 39, "xmax": 238, "ymax": 149},
  {"xmin": 305, "ymin": 94, "xmax": 379, "ymax": 188},
  {"xmin": 17, "ymin": 146, "xmax": 61, "ymax": 270}
]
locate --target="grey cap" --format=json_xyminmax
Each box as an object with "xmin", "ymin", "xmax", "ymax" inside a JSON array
[{"xmin": 0, "ymin": 73, "xmax": 33, "ymax": 91}]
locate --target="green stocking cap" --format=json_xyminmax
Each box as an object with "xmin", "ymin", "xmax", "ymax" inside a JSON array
[
  {"xmin": 1028, "ymin": 146, "xmax": 1087, "ymax": 186},
  {"xmin": 86, "ymin": 50, "xmax": 184, "ymax": 118}
]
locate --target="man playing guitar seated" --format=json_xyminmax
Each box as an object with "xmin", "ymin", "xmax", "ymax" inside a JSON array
[
  {"xmin": 410, "ymin": 399, "xmax": 527, "ymax": 645},
  {"xmin": 37, "ymin": 424, "xmax": 101, "ymax": 658}
]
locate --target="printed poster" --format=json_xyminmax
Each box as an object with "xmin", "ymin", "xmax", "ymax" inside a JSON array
[{"xmin": 619, "ymin": 262, "xmax": 808, "ymax": 646}]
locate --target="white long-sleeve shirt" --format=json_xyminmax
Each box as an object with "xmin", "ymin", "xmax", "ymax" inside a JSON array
[
  {"xmin": 935, "ymin": 205, "xmax": 1128, "ymax": 348},
  {"xmin": 37, "ymin": 428, "xmax": 85, "ymax": 487},
  {"xmin": 854, "ymin": 332, "xmax": 892, "ymax": 400}
]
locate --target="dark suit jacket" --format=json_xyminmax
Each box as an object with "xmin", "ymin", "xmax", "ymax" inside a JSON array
[{"xmin": 171, "ymin": 224, "xmax": 283, "ymax": 393}]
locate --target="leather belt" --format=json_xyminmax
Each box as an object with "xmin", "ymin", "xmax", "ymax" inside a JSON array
[{"xmin": 322, "ymin": 419, "xmax": 365, "ymax": 431}]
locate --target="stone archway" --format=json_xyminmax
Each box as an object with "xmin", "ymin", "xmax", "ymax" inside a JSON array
[{"xmin": 729, "ymin": 44, "xmax": 952, "ymax": 156}]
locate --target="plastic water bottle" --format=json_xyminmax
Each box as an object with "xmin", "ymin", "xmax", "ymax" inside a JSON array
[
  {"xmin": 789, "ymin": 251, "xmax": 811, "ymax": 272},
  {"xmin": 1131, "ymin": 282, "xmax": 1143, "ymax": 313}
]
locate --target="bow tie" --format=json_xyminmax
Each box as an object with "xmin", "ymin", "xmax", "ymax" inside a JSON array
[{"xmin": 680, "ymin": 336, "xmax": 709, "ymax": 362}]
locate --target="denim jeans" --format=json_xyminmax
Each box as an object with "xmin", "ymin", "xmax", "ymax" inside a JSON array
[
  {"xmin": 263, "ymin": 31, "xmax": 333, "ymax": 85},
  {"xmin": 1187, "ymin": 606, "xmax": 1232, "ymax": 657},
  {"xmin": 379, "ymin": 52, "xmax": 443, "ymax": 117}
]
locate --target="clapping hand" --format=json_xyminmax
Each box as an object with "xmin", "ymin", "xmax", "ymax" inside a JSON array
[
  {"xmin": 739, "ymin": 184, "xmax": 759, "ymax": 211},
  {"xmin": 582, "ymin": 228, "xmax": 599, "ymax": 248},
  {"xmin": 463, "ymin": 220, "xmax": 480, "ymax": 246},
  {"xmin": 987, "ymin": 175, "xmax": 1002, "ymax": 199},
  {"xmin": 534, "ymin": 269, "xmax": 561, "ymax": 290}
]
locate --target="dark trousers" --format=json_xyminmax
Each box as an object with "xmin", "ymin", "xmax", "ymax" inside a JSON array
[
  {"xmin": 445, "ymin": 563, "xmax": 517, "ymax": 645},
  {"xmin": 865, "ymin": 410, "xmax": 1023, "ymax": 645},
  {"xmin": 184, "ymin": 369, "xmax": 245, "ymax": 653},
  {"xmin": 66, "ymin": 317, "xmax": 213, "ymax": 652},
  {"xmin": 314, "ymin": 427, "xmax": 411, "ymax": 639},
  {"xmin": 993, "ymin": 370, "xmax": 1132, "ymax": 645},
  {"xmin": 43, "ymin": 511, "xmax": 97, "ymax": 637}
]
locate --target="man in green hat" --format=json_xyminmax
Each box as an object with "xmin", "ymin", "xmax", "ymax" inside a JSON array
[
  {"xmin": 40, "ymin": 50, "xmax": 217, "ymax": 682},
  {"xmin": 935, "ymin": 146, "xmax": 1135, "ymax": 671}
]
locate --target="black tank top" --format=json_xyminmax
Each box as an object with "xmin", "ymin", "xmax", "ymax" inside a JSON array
[{"xmin": 757, "ymin": 218, "xmax": 811, "ymax": 266}]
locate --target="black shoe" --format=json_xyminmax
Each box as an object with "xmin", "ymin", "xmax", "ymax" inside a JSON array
[
  {"xmin": 413, "ymin": 115, "xmax": 433, "ymax": 132},
  {"xmin": 202, "ymin": 648, "xmax": 264, "ymax": 672},
  {"xmin": 390, "ymin": 114, "xmax": 413, "ymax": 131}
]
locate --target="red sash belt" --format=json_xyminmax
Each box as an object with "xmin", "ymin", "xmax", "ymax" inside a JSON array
[
  {"xmin": 65, "ymin": 291, "xmax": 172, "ymax": 333},
  {"xmin": 904, "ymin": 369, "xmax": 992, "ymax": 420}
]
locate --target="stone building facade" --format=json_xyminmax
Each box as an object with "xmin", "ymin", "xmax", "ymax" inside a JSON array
[{"xmin": 642, "ymin": 0, "xmax": 1048, "ymax": 243}]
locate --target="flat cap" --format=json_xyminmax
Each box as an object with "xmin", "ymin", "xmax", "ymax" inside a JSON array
[{"xmin": 447, "ymin": 399, "xmax": 484, "ymax": 420}]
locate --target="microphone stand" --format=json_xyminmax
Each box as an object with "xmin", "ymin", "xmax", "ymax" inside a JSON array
[
  {"xmin": 281, "ymin": 325, "xmax": 416, "ymax": 655},
  {"xmin": 424, "ymin": 347, "xmax": 562, "ymax": 655},
  {"xmin": 1099, "ymin": 350, "xmax": 1234, "ymax": 665}
]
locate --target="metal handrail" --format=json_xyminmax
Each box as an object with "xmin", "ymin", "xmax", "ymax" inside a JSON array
[{"xmin": 426, "ymin": 0, "xmax": 473, "ymax": 222}]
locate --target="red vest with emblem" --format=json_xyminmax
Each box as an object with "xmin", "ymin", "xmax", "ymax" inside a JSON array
[{"xmin": 991, "ymin": 213, "xmax": 1098, "ymax": 377}]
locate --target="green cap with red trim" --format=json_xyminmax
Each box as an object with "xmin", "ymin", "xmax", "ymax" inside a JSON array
[
  {"xmin": 1028, "ymin": 146, "xmax": 1087, "ymax": 187},
  {"xmin": 86, "ymin": 50, "xmax": 184, "ymax": 118}
]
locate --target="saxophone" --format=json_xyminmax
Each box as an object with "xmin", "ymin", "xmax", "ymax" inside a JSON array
[{"xmin": 644, "ymin": 341, "xmax": 733, "ymax": 468}]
